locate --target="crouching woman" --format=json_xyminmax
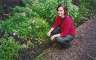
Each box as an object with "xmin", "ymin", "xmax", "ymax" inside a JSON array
[{"xmin": 47, "ymin": 4, "xmax": 76, "ymax": 48}]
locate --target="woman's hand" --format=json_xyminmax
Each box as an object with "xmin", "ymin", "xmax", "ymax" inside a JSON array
[
  {"xmin": 47, "ymin": 31, "xmax": 51, "ymax": 37},
  {"xmin": 47, "ymin": 28, "xmax": 54, "ymax": 37},
  {"xmin": 51, "ymin": 34, "xmax": 60, "ymax": 40},
  {"xmin": 51, "ymin": 35, "xmax": 55, "ymax": 40}
]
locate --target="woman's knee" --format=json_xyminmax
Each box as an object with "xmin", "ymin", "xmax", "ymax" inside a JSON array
[{"xmin": 55, "ymin": 35, "xmax": 74, "ymax": 44}]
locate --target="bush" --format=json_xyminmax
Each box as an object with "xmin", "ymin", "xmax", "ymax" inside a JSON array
[
  {"xmin": 80, "ymin": 0, "xmax": 96, "ymax": 16},
  {"xmin": 0, "ymin": 13, "xmax": 49, "ymax": 40},
  {"xmin": 21, "ymin": 0, "xmax": 80, "ymax": 25},
  {"xmin": 21, "ymin": 0, "xmax": 58, "ymax": 24},
  {"xmin": 12, "ymin": 6, "xmax": 35, "ymax": 18},
  {"xmin": 0, "ymin": 37, "xmax": 20, "ymax": 60},
  {"xmin": 31, "ymin": 17, "xmax": 50, "ymax": 42},
  {"xmin": 65, "ymin": 0, "xmax": 79, "ymax": 20}
]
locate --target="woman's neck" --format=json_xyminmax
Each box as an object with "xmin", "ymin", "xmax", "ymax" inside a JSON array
[{"xmin": 61, "ymin": 15, "xmax": 65, "ymax": 18}]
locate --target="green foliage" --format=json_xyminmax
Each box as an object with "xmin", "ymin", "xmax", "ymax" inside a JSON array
[
  {"xmin": 80, "ymin": 0, "xmax": 90, "ymax": 17},
  {"xmin": 73, "ymin": 0, "xmax": 94, "ymax": 26},
  {"xmin": 0, "ymin": 37, "xmax": 20, "ymax": 60},
  {"xmin": 0, "ymin": 14, "xmax": 30, "ymax": 38},
  {"xmin": 21, "ymin": 0, "xmax": 80, "ymax": 25},
  {"xmin": 1, "ymin": 0, "xmax": 96, "ymax": 60},
  {"xmin": 0, "ymin": 11, "xmax": 49, "ymax": 40},
  {"xmin": 12, "ymin": 6, "xmax": 34, "ymax": 18},
  {"xmin": 65, "ymin": 0, "xmax": 79, "ymax": 21},
  {"xmin": 79, "ymin": 0, "xmax": 96, "ymax": 18},
  {"xmin": 22, "ymin": 0, "xmax": 58, "ymax": 23},
  {"xmin": 31, "ymin": 17, "xmax": 49, "ymax": 40},
  {"xmin": 83, "ymin": 0, "xmax": 96, "ymax": 16}
]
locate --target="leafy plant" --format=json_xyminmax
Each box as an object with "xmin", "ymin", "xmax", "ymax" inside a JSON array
[
  {"xmin": 31, "ymin": 17, "xmax": 50, "ymax": 41},
  {"xmin": 0, "ymin": 37, "xmax": 20, "ymax": 60},
  {"xmin": 0, "ymin": 12, "xmax": 49, "ymax": 40}
]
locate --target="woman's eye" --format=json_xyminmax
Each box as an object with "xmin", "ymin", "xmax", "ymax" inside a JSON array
[{"xmin": 59, "ymin": 10, "xmax": 63, "ymax": 11}]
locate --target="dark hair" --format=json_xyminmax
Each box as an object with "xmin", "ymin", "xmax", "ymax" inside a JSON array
[{"xmin": 56, "ymin": 4, "xmax": 68, "ymax": 16}]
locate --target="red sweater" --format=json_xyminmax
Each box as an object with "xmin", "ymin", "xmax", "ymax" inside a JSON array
[{"xmin": 52, "ymin": 16, "xmax": 76, "ymax": 37}]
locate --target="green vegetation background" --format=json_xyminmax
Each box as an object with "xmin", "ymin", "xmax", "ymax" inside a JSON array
[{"xmin": 0, "ymin": 0, "xmax": 96, "ymax": 60}]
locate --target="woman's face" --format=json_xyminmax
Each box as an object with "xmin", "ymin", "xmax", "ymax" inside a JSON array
[{"xmin": 57, "ymin": 7, "xmax": 65, "ymax": 17}]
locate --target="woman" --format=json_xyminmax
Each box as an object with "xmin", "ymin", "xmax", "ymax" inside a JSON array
[{"xmin": 47, "ymin": 4, "xmax": 76, "ymax": 48}]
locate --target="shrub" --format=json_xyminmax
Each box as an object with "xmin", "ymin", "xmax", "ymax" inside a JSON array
[
  {"xmin": 12, "ymin": 6, "xmax": 34, "ymax": 18},
  {"xmin": 0, "ymin": 13, "xmax": 49, "ymax": 40},
  {"xmin": 22, "ymin": 0, "xmax": 80, "ymax": 24},
  {"xmin": 66, "ymin": 0, "xmax": 79, "ymax": 20},
  {"xmin": 0, "ymin": 37, "xmax": 20, "ymax": 60}
]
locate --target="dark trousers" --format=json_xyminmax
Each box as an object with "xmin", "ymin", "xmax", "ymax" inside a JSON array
[
  {"xmin": 51, "ymin": 33, "xmax": 74, "ymax": 47},
  {"xmin": 55, "ymin": 35, "xmax": 74, "ymax": 48},
  {"xmin": 50, "ymin": 35, "xmax": 74, "ymax": 48},
  {"xmin": 55, "ymin": 35, "xmax": 74, "ymax": 44}
]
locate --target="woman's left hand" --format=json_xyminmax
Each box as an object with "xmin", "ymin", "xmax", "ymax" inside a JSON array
[
  {"xmin": 51, "ymin": 34, "xmax": 60, "ymax": 40},
  {"xmin": 51, "ymin": 35, "xmax": 55, "ymax": 40}
]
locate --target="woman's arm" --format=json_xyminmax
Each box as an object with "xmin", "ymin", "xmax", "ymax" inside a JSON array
[
  {"xmin": 47, "ymin": 16, "xmax": 60, "ymax": 37},
  {"xmin": 47, "ymin": 27, "xmax": 54, "ymax": 37}
]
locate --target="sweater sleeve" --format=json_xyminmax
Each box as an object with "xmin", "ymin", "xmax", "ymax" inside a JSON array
[
  {"xmin": 51, "ymin": 16, "xmax": 60, "ymax": 29},
  {"xmin": 60, "ymin": 16, "xmax": 72, "ymax": 37}
]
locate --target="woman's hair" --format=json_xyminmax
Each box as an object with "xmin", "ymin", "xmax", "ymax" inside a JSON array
[{"xmin": 56, "ymin": 4, "xmax": 68, "ymax": 16}]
